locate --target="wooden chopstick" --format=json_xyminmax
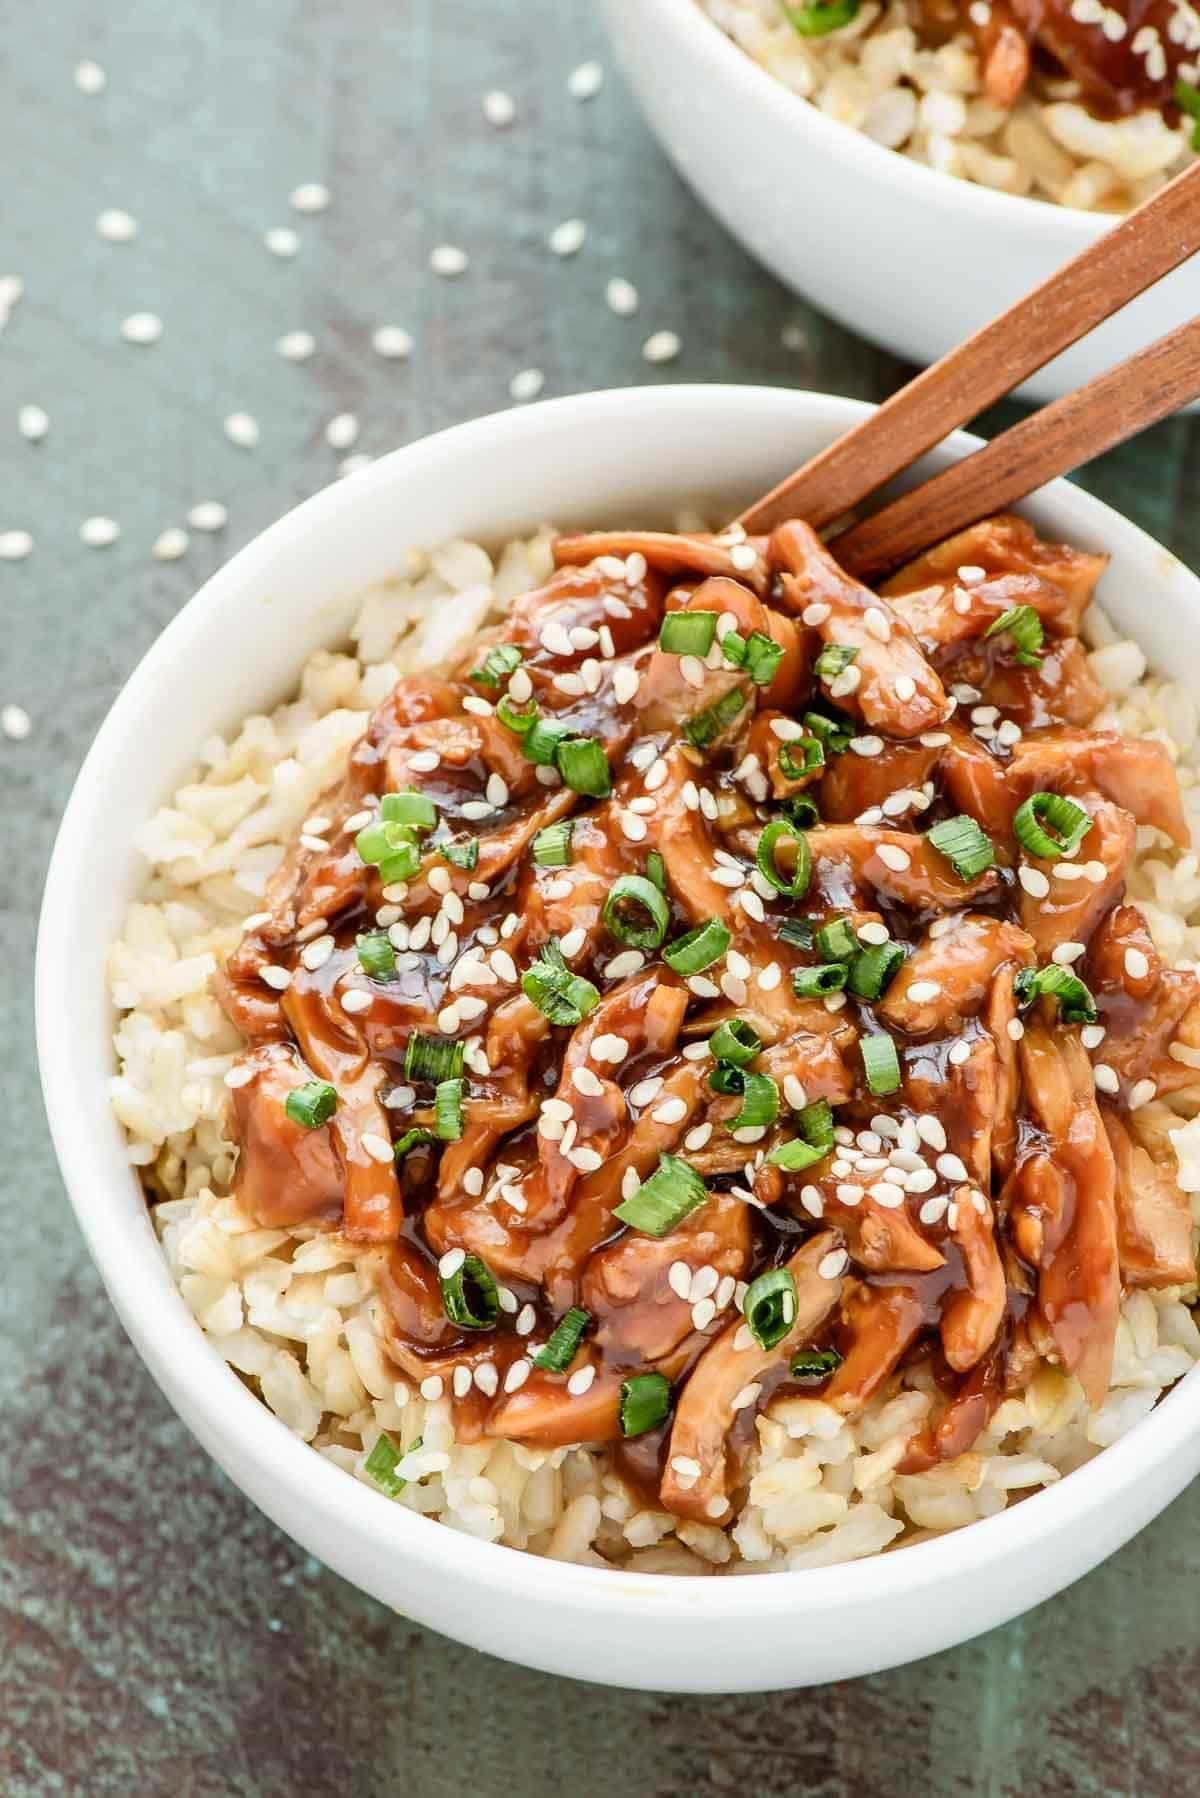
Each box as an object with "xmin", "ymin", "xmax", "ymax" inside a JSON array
[
  {"xmin": 826, "ymin": 313, "xmax": 1200, "ymax": 578},
  {"xmin": 738, "ymin": 159, "xmax": 1200, "ymax": 538}
]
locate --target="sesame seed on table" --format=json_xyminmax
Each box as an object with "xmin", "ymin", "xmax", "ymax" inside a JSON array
[{"xmin": 6, "ymin": 1, "xmax": 1200, "ymax": 1792}]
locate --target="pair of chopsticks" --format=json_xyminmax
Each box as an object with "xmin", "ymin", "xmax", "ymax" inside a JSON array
[{"xmin": 739, "ymin": 160, "xmax": 1200, "ymax": 578}]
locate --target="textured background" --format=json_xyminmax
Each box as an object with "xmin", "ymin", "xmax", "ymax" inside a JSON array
[{"xmin": 6, "ymin": 4, "xmax": 1200, "ymax": 1794}]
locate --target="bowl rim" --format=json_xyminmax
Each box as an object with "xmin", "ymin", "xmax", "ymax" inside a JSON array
[
  {"xmin": 37, "ymin": 380, "xmax": 1200, "ymax": 1627},
  {"xmin": 634, "ymin": 0, "xmax": 1116, "ymax": 235}
]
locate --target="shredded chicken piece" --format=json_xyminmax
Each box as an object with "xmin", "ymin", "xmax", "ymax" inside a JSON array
[{"xmin": 1102, "ymin": 1107, "xmax": 1196, "ymax": 1290}]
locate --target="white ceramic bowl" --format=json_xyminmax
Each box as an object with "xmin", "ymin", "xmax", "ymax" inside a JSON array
[
  {"xmin": 38, "ymin": 385, "xmax": 1200, "ymax": 1692},
  {"xmin": 602, "ymin": 0, "xmax": 1199, "ymax": 404}
]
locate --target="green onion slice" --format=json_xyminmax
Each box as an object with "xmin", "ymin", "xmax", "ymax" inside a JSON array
[
  {"xmin": 1013, "ymin": 792, "xmax": 1092, "ymax": 860},
  {"xmin": 356, "ymin": 930, "xmax": 397, "ymax": 980},
  {"xmin": 815, "ymin": 917, "xmax": 858, "ymax": 961},
  {"xmin": 497, "ymin": 694, "xmax": 538, "ymax": 736},
  {"xmin": 364, "ymin": 1432, "xmax": 408, "ymax": 1496},
  {"xmin": 614, "ymin": 1153, "xmax": 708, "ymax": 1237},
  {"xmin": 557, "ymin": 735, "xmax": 611, "ymax": 797},
  {"xmin": 684, "ymin": 686, "xmax": 746, "ymax": 750},
  {"xmin": 440, "ymin": 1253, "xmax": 500, "ymax": 1330},
  {"xmin": 786, "ymin": 0, "xmax": 860, "ymax": 34},
  {"xmin": 778, "ymin": 916, "xmax": 815, "ymax": 951},
  {"xmin": 355, "ymin": 819, "xmax": 421, "ymax": 879},
  {"xmin": 394, "ymin": 1127, "xmax": 438, "ymax": 1160},
  {"xmin": 744, "ymin": 1268, "xmax": 799, "ymax": 1350},
  {"xmin": 723, "ymin": 628, "xmax": 783, "ymax": 686},
  {"xmin": 533, "ymin": 1306, "xmax": 591, "ymax": 1373},
  {"xmin": 814, "ymin": 643, "xmax": 858, "ymax": 681},
  {"xmin": 602, "ymin": 873, "xmax": 670, "ymax": 950},
  {"xmin": 523, "ymin": 715, "xmax": 572, "ymax": 765},
  {"xmin": 378, "ymin": 842, "xmax": 422, "ymax": 885},
  {"xmin": 861, "ymin": 1032, "xmax": 902, "ymax": 1097},
  {"xmin": 731, "ymin": 1072, "xmax": 778, "ymax": 1133},
  {"xmin": 619, "ymin": 1371, "xmax": 672, "ymax": 1437},
  {"xmin": 381, "ymin": 790, "xmax": 438, "ymax": 832},
  {"xmin": 792, "ymin": 962, "xmax": 848, "ymax": 998},
  {"xmin": 985, "ymin": 603, "xmax": 1044, "ymax": 668},
  {"xmin": 285, "ymin": 1079, "xmax": 338, "ymax": 1129},
  {"xmin": 662, "ymin": 918, "xmax": 731, "ymax": 976},
  {"xmin": 708, "ymin": 1062, "xmax": 746, "ymax": 1097},
  {"xmin": 646, "ymin": 850, "xmax": 667, "ymax": 894},
  {"xmin": 1013, "ymin": 963, "xmax": 1098, "ymax": 1025},
  {"xmin": 405, "ymin": 1032, "xmax": 466, "ymax": 1084},
  {"xmin": 1176, "ymin": 78, "xmax": 1200, "ymax": 148},
  {"xmin": 790, "ymin": 1346, "xmax": 843, "ymax": 1382},
  {"xmin": 471, "ymin": 642, "xmax": 523, "ymax": 688},
  {"xmin": 783, "ymin": 794, "xmax": 821, "ymax": 830},
  {"xmin": 927, "ymin": 814, "xmax": 995, "ymax": 881},
  {"xmin": 798, "ymin": 1099, "xmax": 834, "ymax": 1150},
  {"xmin": 804, "ymin": 709, "xmax": 853, "ymax": 754},
  {"xmin": 766, "ymin": 1135, "xmax": 827, "ymax": 1172},
  {"xmin": 441, "ymin": 834, "xmax": 479, "ymax": 871},
  {"xmin": 532, "ymin": 820, "xmax": 574, "ymax": 868},
  {"xmin": 847, "ymin": 940, "xmax": 906, "ymax": 1000},
  {"xmin": 435, "ymin": 1077, "xmax": 464, "ymax": 1142},
  {"xmin": 709, "ymin": 1018, "xmax": 762, "ymax": 1068},
  {"xmin": 660, "ymin": 610, "xmax": 718, "ymax": 656},
  {"xmin": 778, "ymin": 737, "xmax": 824, "ymax": 780},
  {"xmin": 522, "ymin": 937, "xmax": 600, "ymax": 1026},
  {"xmin": 756, "ymin": 820, "xmax": 812, "ymax": 899}
]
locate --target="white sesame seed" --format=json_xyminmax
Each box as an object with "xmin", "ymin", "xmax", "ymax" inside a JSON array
[
  {"xmin": 275, "ymin": 329, "xmax": 315, "ymax": 362},
  {"xmin": 936, "ymin": 1152, "xmax": 968, "ymax": 1182},
  {"xmin": 483, "ymin": 88, "xmax": 516, "ymax": 126},
  {"xmin": 0, "ymin": 531, "xmax": 33, "ymax": 561},
  {"xmin": 919, "ymin": 1195, "xmax": 949, "ymax": 1226},
  {"xmin": 567, "ymin": 1365, "xmax": 596, "ymax": 1396},
  {"xmin": 438, "ymin": 1247, "xmax": 466, "ymax": 1280},
  {"xmin": 642, "ymin": 330, "xmax": 681, "ymax": 364},
  {"xmin": 605, "ymin": 275, "xmax": 639, "ymax": 316},
  {"xmin": 1052, "ymin": 941, "xmax": 1086, "ymax": 966},
  {"xmin": 876, "ymin": 843, "xmax": 912, "ymax": 873},
  {"xmin": 684, "ymin": 1122, "xmax": 713, "ymax": 1152},
  {"xmin": 732, "ymin": 1382, "xmax": 762, "ymax": 1412},
  {"xmin": 818, "ymin": 1249, "xmax": 849, "ymax": 1280},
  {"xmin": 1081, "ymin": 1024, "xmax": 1107, "ymax": 1051},
  {"xmin": 223, "ymin": 1063, "xmax": 254, "ymax": 1090},
  {"xmin": 907, "ymin": 980, "xmax": 942, "ymax": 1004},
  {"xmin": 74, "ymin": 59, "xmax": 106, "ymax": 93},
  {"xmin": 567, "ymin": 60, "xmax": 604, "ymax": 99},
  {"xmin": 371, "ymin": 324, "xmax": 413, "ymax": 361},
  {"xmin": 420, "ymin": 1375, "xmax": 444, "ymax": 1402},
  {"xmin": 430, "ymin": 244, "xmax": 468, "ymax": 277},
  {"xmin": 1129, "ymin": 1078, "xmax": 1157, "ymax": 1109},
  {"xmin": 341, "ymin": 988, "xmax": 373, "ymax": 1014},
  {"xmin": 830, "ymin": 666, "xmax": 861, "ymax": 698},
  {"xmin": 322, "ymin": 412, "xmax": 358, "ymax": 451},
  {"xmin": 619, "ymin": 810, "xmax": 648, "ymax": 843},
  {"xmin": 452, "ymin": 1365, "xmax": 473, "ymax": 1399},
  {"xmin": 629, "ymin": 1077, "xmax": 664, "ymax": 1108},
  {"xmin": 504, "ymin": 1359, "xmax": 530, "ymax": 1393},
  {"xmin": 559, "ymin": 926, "xmax": 587, "ymax": 959},
  {"xmin": 1092, "ymin": 1063, "xmax": 1120, "ymax": 1095},
  {"xmin": 849, "ymin": 736, "xmax": 885, "ymax": 759},
  {"xmin": 300, "ymin": 934, "xmax": 335, "ymax": 972},
  {"xmin": 864, "ymin": 608, "xmax": 891, "ymax": 642},
  {"xmin": 691, "ymin": 1298, "xmax": 717, "ymax": 1332},
  {"xmin": 1124, "ymin": 947, "xmax": 1150, "ymax": 981},
  {"xmin": 120, "ymin": 311, "xmax": 163, "ymax": 349},
  {"xmin": 187, "ymin": 501, "xmax": 227, "ymax": 533},
  {"xmin": 290, "ymin": 182, "xmax": 329, "ymax": 214},
  {"xmin": 671, "ymin": 1455, "xmax": 702, "ymax": 1480},
  {"xmin": 16, "ymin": 404, "xmax": 47, "ymax": 445},
  {"xmin": 1018, "ymin": 866, "xmax": 1051, "ymax": 899},
  {"xmin": 264, "ymin": 226, "xmax": 300, "ymax": 258},
  {"xmin": 80, "ymin": 515, "xmax": 120, "ymax": 548},
  {"xmin": 224, "ymin": 412, "xmax": 259, "ymax": 449},
  {"xmin": 894, "ymin": 675, "xmax": 916, "ymax": 702},
  {"xmin": 509, "ymin": 367, "xmax": 545, "ymax": 403},
  {"xmin": 652, "ymin": 1097, "xmax": 688, "ymax": 1126},
  {"xmin": 1007, "ymin": 1018, "xmax": 1025, "ymax": 1042},
  {"xmin": 605, "ymin": 950, "xmax": 645, "ymax": 979},
  {"xmin": 736, "ymin": 888, "xmax": 766, "ymax": 923},
  {"xmin": 857, "ymin": 921, "xmax": 890, "ymax": 947},
  {"xmin": 548, "ymin": 217, "xmax": 587, "ymax": 257}
]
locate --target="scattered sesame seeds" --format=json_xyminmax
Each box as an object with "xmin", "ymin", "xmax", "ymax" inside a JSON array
[
  {"xmin": 325, "ymin": 412, "xmax": 359, "ymax": 451},
  {"xmin": 17, "ymin": 404, "xmax": 47, "ymax": 442},
  {"xmin": 151, "ymin": 526, "xmax": 189, "ymax": 562},
  {"xmin": 259, "ymin": 965, "xmax": 292, "ymax": 992},
  {"xmin": 483, "ymin": 88, "xmax": 516, "ymax": 127},
  {"xmin": 264, "ymin": 226, "xmax": 300, "ymax": 258},
  {"xmin": 548, "ymin": 217, "xmax": 587, "ymax": 257},
  {"xmin": 96, "ymin": 208, "xmax": 137, "ymax": 242},
  {"xmin": 341, "ymin": 988, "xmax": 373, "ymax": 1015},
  {"xmin": 605, "ymin": 275, "xmax": 639, "ymax": 316},
  {"xmin": 894, "ymin": 674, "xmax": 916, "ymax": 702},
  {"xmin": 290, "ymin": 182, "xmax": 330, "ymax": 213},
  {"xmin": 1124, "ymin": 947, "xmax": 1150, "ymax": 981},
  {"xmin": 509, "ymin": 367, "xmax": 545, "ymax": 403},
  {"xmin": 907, "ymin": 980, "xmax": 942, "ymax": 1004},
  {"xmin": 818, "ymin": 1249, "xmax": 849, "ymax": 1281},
  {"xmin": 1093, "ymin": 1063, "xmax": 1120, "ymax": 1096},
  {"xmin": 188, "ymin": 501, "xmax": 228, "ymax": 532},
  {"xmin": 1081, "ymin": 1024, "xmax": 1107, "ymax": 1051},
  {"xmin": 567, "ymin": 60, "xmax": 604, "ymax": 99},
  {"xmin": 876, "ymin": 843, "xmax": 912, "ymax": 873},
  {"xmin": 1, "ymin": 704, "xmax": 32, "ymax": 741},
  {"xmin": 120, "ymin": 311, "xmax": 162, "ymax": 345},
  {"xmin": 0, "ymin": 530, "xmax": 33, "ymax": 561},
  {"xmin": 1051, "ymin": 941, "xmax": 1086, "ymax": 966},
  {"xmin": 276, "ymin": 329, "xmax": 316, "ymax": 361},
  {"xmin": 567, "ymin": 1364, "xmax": 596, "ymax": 1396},
  {"xmin": 224, "ymin": 412, "xmax": 260, "ymax": 449},
  {"xmin": 420, "ymin": 1375, "xmax": 444, "ymax": 1402},
  {"xmin": 75, "ymin": 60, "xmax": 106, "ymax": 94},
  {"xmin": 1018, "ymin": 866, "xmax": 1050, "ymax": 899},
  {"xmin": 1007, "ymin": 1018, "xmax": 1025, "ymax": 1042},
  {"xmin": 641, "ymin": 328, "xmax": 682, "ymax": 367},
  {"xmin": 430, "ymin": 244, "xmax": 468, "ymax": 277},
  {"xmin": 80, "ymin": 515, "xmax": 120, "ymax": 548}
]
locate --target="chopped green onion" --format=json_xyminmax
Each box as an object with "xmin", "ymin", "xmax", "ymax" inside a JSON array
[
  {"xmin": 731, "ymin": 1072, "xmax": 778, "ymax": 1132},
  {"xmin": 556, "ymin": 735, "xmax": 611, "ymax": 798},
  {"xmin": 766, "ymin": 1135, "xmax": 827, "ymax": 1172},
  {"xmin": 792, "ymin": 963, "xmax": 848, "ymax": 997},
  {"xmin": 778, "ymin": 737, "xmax": 824, "ymax": 780},
  {"xmin": 744, "ymin": 1268, "xmax": 798, "ymax": 1350},
  {"xmin": 861, "ymin": 1032, "xmax": 902, "ymax": 1097},
  {"xmin": 683, "ymin": 686, "xmax": 746, "ymax": 751},
  {"xmin": 497, "ymin": 694, "xmax": 538, "ymax": 736},
  {"xmin": 1013, "ymin": 963, "xmax": 1098, "ymax": 1025},
  {"xmin": 660, "ymin": 610, "xmax": 718, "ymax": 656},
  {"xmin": 532, "ymin": 820, "xmax": 574, "ymax": 868},
  {"xmin": 355, "ymin": 819, "xmax": 421, "ymax": 881},
  {"xmin": 709, "ymin": 1018, "xmax": 762, "ymax": 1068},
  {"xmin": 393, "ymin": 1127, "xmax": 438, "ymax": 1160},
  {"xmin": 790, "ymin": 1346, "xmax": 843, "ymax": 1381},
  {"xmin": 646, "ymin": 850, "xmax": 667, "ymax": 894},
  {"xmin": 378, "ymin": 842, "xmax": 422, "ymax": 885},
  {"xmin": 1013, "ymin": 792, "xmax": 1092, "ymax": 860},
  {"xmin": 778, "ymin": 916, "xmax": 815, "ymax": 951},
  {"xmin": 614, "ymin": 1153, "xmax": 708, "ymax": 1237},
  {"xmin": 356, "ymin": 930, "xmax": 397, "ymax": 980},
  {"xmin": 602, "ymin": 873, "xmax": 671, "ymax": 950},
  {"xmin": 783, "ymin": 794, "xmax": 821, "ymax": 830},
  {"xmin": 1176, "ymin": 78, "xmax": 1200, "ymax": 148},
  {"xmin": 471, "ymin": 642, "xmax": 524, "ymax": 688},
  {"xmin": 722, "ymin": 628, "xmax": 783, "ymax": 686},
  {"xmin": 756, "ymin": 820, "xmax": 812, "ymax": 899},
  {"xmin": 533, "ymin": 1306, "xmax": 591, "ymax": 1372},
  {"xmin": 522, "ymin": 937, "xmax": 600, "ymax": 1026},
  {"xmin": 798, "ymin": 1100, "xmax": 834, "ymax": 1150},
  {"xmin": 804, "ymin": 709, "xmax": 853, "ymax": 754},
  {"xmin": 381, "ymin": 790, "xmax": 437, "ymax": 832},
  {"xmin": 708, "ymin": 1062, "xmax": 747, "ymax": 1097},
  {"xmin": 285, "ymin": 1079, "xmax": 338, "ymax": 1129},
  {"xmin": 814, "ymin": 643, "xmax": 859, "ymax": 681},
  {"xmin": 662, "ymin": 918, "xmax": 731, "ymax": 975},
  {"xmin": 524, "ymin": 715, "xmax": 573, "ymax": 765},
  {"xmin": 786, "ymin": 0, "xmax": 860, "ymax": 34},
  {"xmin": 927, "ymin": 814, "xmax": 995, "ymax": 881},
  {"xmin": 435, "ymin": 1077, "xmax": 464, "ymax": 1142},
  {"xmin": 441, "ymin": 834, "xmax": 479, "ymax": 871},
  {"xmin": 405, "ymin": 1032, "xmax": 466, "ymax": 1084},
  {"xmin": 364, "ymin": 1432, "xmax": 408, "ymax": 1496},
  {"xmin": 985, "ymin": 603, "xmax": 1044, "ymax": 668},
  {"xmin": 619, "ymin": 1371, "xmax": 672, "ymax": 1437},
  {"xmin": 848, "ymin": 940, "xmax": 906, "ymax": 1000},
  {"xmin": 815, "ymin": 917, "xmax": 858, "ymax": 961},
  {"xmin": 440, "ymin": 1253, "xmax": 500, "ymax": 1330}
]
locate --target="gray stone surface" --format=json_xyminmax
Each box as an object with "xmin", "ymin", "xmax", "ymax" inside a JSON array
[{"xmin": 5, "ymin": 4, "xmax": 1200, "ymax": 1793}]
